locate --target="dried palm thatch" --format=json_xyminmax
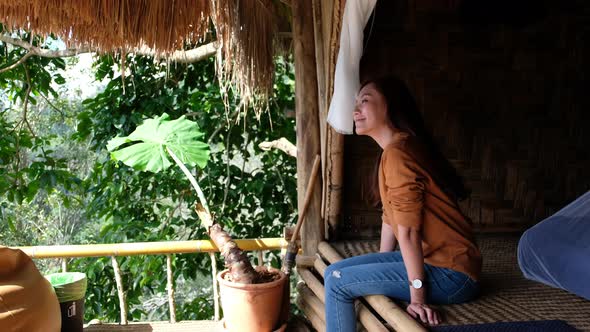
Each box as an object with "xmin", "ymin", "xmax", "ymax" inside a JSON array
[
  {"xmin": 211, "ymin": 0, "xmax": 278, "ymax": 109},
  {"xmin": 0, "ymin": 0, "xmax": 281, "ymax": 106}
]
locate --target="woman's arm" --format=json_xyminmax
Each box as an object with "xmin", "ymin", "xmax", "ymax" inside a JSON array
[
  {"xmin": 382, "ymin": 146, "xmax": 439, "ymax": 324},
  {"xmin": 380, "ymin": 222, "xmax": 397, "ymax": 252},
  {"xmin": 398, "ymin": 224, "xmax": 440, "ymax": 325},
  {"xmin": 397, "ymin": 224, "xmax": 426, "ymax": 302}
]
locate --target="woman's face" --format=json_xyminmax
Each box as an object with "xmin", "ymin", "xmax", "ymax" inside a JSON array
[{"xmin": 353, "ymin": 83, "xmax": 390, "ymax": 136}]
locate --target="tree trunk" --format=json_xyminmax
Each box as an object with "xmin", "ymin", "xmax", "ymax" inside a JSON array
[
  {"xmin": 195, "ymin": 203, "xmax": 258, "ymax": 284},
  {"xmin": 208, "ymin": 224, "xmax": 258, "ymax": 284}
]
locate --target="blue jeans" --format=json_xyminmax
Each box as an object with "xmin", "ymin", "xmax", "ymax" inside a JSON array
[{"xmin": 324, "ymin": 251, "xmax": 480, "ymax": 332}]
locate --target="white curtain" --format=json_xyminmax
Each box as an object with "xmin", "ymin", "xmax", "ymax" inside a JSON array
[{"xmin": 327, "ymin": 0, "xmax": 377, "ymax": 134}]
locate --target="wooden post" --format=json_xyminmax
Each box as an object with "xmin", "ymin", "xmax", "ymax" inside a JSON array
[
  {"xmin": 292, "ymin": 0, "xmax": 323, "ymax": 256},
  {"xmin": 166, "ymin": 254, "xmax": 176, "ymax": 323},
  {"xmin": 312, "ymin": 0, "xmax": 328, "ymax": 189},
  {"xmin": 313, "ymin": 0, "xmax": 345, "ymax": 239}
]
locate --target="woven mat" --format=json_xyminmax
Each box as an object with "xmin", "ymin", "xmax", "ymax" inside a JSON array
[
  {"xmin": 330, "ymin": 234, "xmax": 590, "ymax": 331},
  {"xmin": 431, "ymin": 320, "xmax": 578, "ymax": 332}
]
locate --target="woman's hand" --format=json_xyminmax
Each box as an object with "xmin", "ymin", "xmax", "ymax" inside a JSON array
[{"xmin": 406, "ymin": 303, "xmax": 441, "ymax": 325}]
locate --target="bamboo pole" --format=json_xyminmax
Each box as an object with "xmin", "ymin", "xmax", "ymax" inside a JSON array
[
  {"xmin": 61, "ymin": 258, "xmax": 67, "ymax": 272},
  {"xmin": 14, "ymin": 238, "xmax": 288, "ymax": 259},
  {"xmin": 209, "ymin": 253, "xmax": 220, "ymax": 321},
  {"xmin": 317, "ymin": 242, "xmax": 427, "ymax": 332},
  {"xmin": 312, "ymin": 0, "xmax": 328, "ymax": 220},
  {"xmin": 292, "ymin": 0, "xmax": 324, "ymax": 257},
  {"xmin": 324, "ymin": 130, "xmax": 344, "ymax": 239},
  {"xmin": 364, "ymin": 295, "xmax": 423, "ymax": 332},
  {"xmin": 166, "ymin": 254, "xmax": 176, "ymax": 323},
  {"xmin": 296, "ymin": 267, "xmax": 325, "ymax": 302},
  {"xmin": 316, "ymin": 0, "xmax": 345, "ymax": 240},
  {"xmin": 298, "ymin": 264, "xmax": 389, "ymax": 332},
  {"xmin": 312, "ymin": 257, "xmax": 389, "ymax": 331},
  {"xmin": 283, "ymin": 155, "xmax": 321, "ymax": 278},
  {"xmin": 281, "ymin": 160, "xmax": 320, "ymax": 332},
  {"xmin": 296, "ymin": 282, "xmax": 326, "ymax": 323},
  {"xmin": 313, "ymin": 255, "xmax": 328, "ymax": 275},
  {"xmin": 357, "ymin": 302, "xmax": 390, "ymax": 332},
  {"xmin": 296, "ymin": 296, "xmax": 326, "ymax": 332},
  {"xmin": 111, "ymin": 256, "xmax": 128, "ymax": 325},
  {"xmin": 296, "ymin": 254, "xmax": 317, "ymax": 267},
  {"xmin": 290, "ymin": 156, "xmax": 321, "ymax": 245}
]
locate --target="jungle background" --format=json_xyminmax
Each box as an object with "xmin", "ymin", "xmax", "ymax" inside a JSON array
[{"xmin": 0, "ymin": 26, "xmax": 297, "ymax": 322}]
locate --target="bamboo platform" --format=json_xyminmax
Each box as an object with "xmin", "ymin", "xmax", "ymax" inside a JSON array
[
  {"xmin": 320, "ymin": 233, "xmax": 590, "ymax": 331},
  {"xmin": 83, "ymin": 317, "xmax": 313, "ymax": 331},
  {"xmin": 84, "ymin": 321, "xmax": 224, "ymax": 332}
]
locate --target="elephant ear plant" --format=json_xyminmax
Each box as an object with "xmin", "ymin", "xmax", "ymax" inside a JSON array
[{"xmin": 107, "ymin": 113, "xmax": 260, "ymax": 284}]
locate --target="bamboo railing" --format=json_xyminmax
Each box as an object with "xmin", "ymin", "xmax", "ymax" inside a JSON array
[
  {"xmin": 15, "ymin": 238, "xmax": 287, "ymax": 258},
  {"xmin": 12, "ymin": 238, "xmax": 288, "ymax": 324}
]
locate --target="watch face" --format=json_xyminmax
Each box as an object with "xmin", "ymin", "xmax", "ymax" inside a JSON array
[{"xmin": 412, "ymin": 279, "xmax": 423, "ymax": 289}]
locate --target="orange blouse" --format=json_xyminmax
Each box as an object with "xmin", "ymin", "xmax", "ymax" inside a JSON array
[{"xmin": 379, "ymin": 132, "xmax": 482, "ymax": 281}]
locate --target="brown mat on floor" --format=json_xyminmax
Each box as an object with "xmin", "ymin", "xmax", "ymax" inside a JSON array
[{"xmin": 330, "ymin": 234, "xmax": 590, "ymax": 331}]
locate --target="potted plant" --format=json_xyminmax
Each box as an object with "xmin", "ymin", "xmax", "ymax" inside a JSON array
[{"xmin": 107, "ymin": 114, "xmax": 287, "ymax": 331}]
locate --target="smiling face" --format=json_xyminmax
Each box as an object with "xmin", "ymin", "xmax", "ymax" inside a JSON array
[{"xmin": 353, "ymin": 83, "xmax": 391, "ymax": 136}]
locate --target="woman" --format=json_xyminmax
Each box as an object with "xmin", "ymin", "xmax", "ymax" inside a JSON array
[{"xmin": 324, "ymin": 76, "xmax": 482, "ymax": 330}]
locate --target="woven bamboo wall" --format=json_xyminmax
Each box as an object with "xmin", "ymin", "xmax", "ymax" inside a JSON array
[{"xmin": 336, "ymin": 0, "xmax": 590, "ymax": 240}]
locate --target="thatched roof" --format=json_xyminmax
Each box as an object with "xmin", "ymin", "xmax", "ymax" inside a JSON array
[{"xmin": 0, "ymin": 0, "xmax": 287, "ymax": 103}]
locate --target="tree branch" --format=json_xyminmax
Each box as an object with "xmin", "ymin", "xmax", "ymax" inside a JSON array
[
  {"xmin": 22, "ymin": 64, "xmax": 36, "ymax": 139},
  {"xmin": 0, "ymin": 52, "xmax": 33, "ymax": 74},
  {"xmin": 39, "ymin": 93, "xmax": 66, "ymax": 119},
  {"xmin": 0, "ymin": 34, "xmax": 218, "ymax": 64},
  {"xmin": 0, "ymin": 35, "xmax": 92, "ymax": 58},
  {"xmin": 258, "ymin": 137, "xmax": 297, "ymax": 157},
  {"xmin": 151, "ymin": 42, "xmax": 219, "ymax": 64}
]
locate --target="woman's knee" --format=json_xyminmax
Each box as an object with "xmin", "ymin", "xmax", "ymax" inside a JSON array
[
  {"xmin": 324, "ymin": 258, "xmax": 351, "ymax": 281},
  {"xmin": 324, "ymin": 266, "xmax": 346, "ymax": 296},
  {"xmin": 324, "ymin": 263, "xmax": 335, "ymax": 280}
]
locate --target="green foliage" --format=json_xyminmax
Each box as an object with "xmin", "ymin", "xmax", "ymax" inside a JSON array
[
  {"xmin": 73, "ymin": 55, "xmax": 296, "ymax": 322},
  {"xmin": 107, "ymin": 114, "xmax": 210, "ymax": 172},
  {"xmin": 0, "ymin": 27, "xmax": 79, "ymax": 211},
  {"xmin": 0, "ymin": 30, "xmax": 66, "ymax": 106},
  {"xmin": 1, "ymin": 29, "xmax": 90, "ymax": 255},
  {"xmin": 1, "ymin": 29, "xmax": 297, "ymax": 323}
]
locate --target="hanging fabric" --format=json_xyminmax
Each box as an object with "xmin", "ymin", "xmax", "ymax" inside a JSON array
[{"xmin": 327, "ymin": 0, "xmax": 377, "ymax": 134}]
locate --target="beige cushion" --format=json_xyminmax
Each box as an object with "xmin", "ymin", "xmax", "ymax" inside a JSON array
[{"xmin": 0, "ymin": 246, "xmax": 61, "ymax": 332}]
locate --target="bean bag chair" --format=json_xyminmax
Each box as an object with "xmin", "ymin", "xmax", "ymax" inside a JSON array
[
  {"xmin": 517, "ymin": 191, "xmax": 590, "ymax": 300},
  {"xmin": 0, "ymin": 246, "xmax": 61, "ymax": 332}
]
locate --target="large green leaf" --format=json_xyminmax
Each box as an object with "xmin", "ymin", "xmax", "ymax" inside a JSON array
[{"xmin": 107, "ymin": 114, "xmax": 210, "ymax": 173}]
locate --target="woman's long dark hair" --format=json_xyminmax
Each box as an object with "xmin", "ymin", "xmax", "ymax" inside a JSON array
[{"xmin": 361, "ymin": 76, "xmax": 469, "ymax": 203}]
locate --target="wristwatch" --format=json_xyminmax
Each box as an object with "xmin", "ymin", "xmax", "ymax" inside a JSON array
[{"xmin": 409, "ymin": 278, "xmax": 423, "ymax": 289}]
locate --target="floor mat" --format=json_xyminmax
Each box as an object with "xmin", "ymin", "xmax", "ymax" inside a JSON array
[{"xmin": 431, "ymin": 320, "xmax": 579, "ymax": 332}]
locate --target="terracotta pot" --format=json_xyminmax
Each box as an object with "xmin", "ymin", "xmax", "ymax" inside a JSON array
[{"xmin": 217, "ymin": 266, "xmax": 287, "ymax": 332}]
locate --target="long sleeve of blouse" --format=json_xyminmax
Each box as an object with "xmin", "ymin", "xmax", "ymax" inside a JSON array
[{"xmin": 381, "ymin": 146, "xmax": 427, "ymax": 229}]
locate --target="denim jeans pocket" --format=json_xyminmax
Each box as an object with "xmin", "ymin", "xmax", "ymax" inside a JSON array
[{"xmin": 447, "ymin": 277, "xmax": 480, "ymax": 304}]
